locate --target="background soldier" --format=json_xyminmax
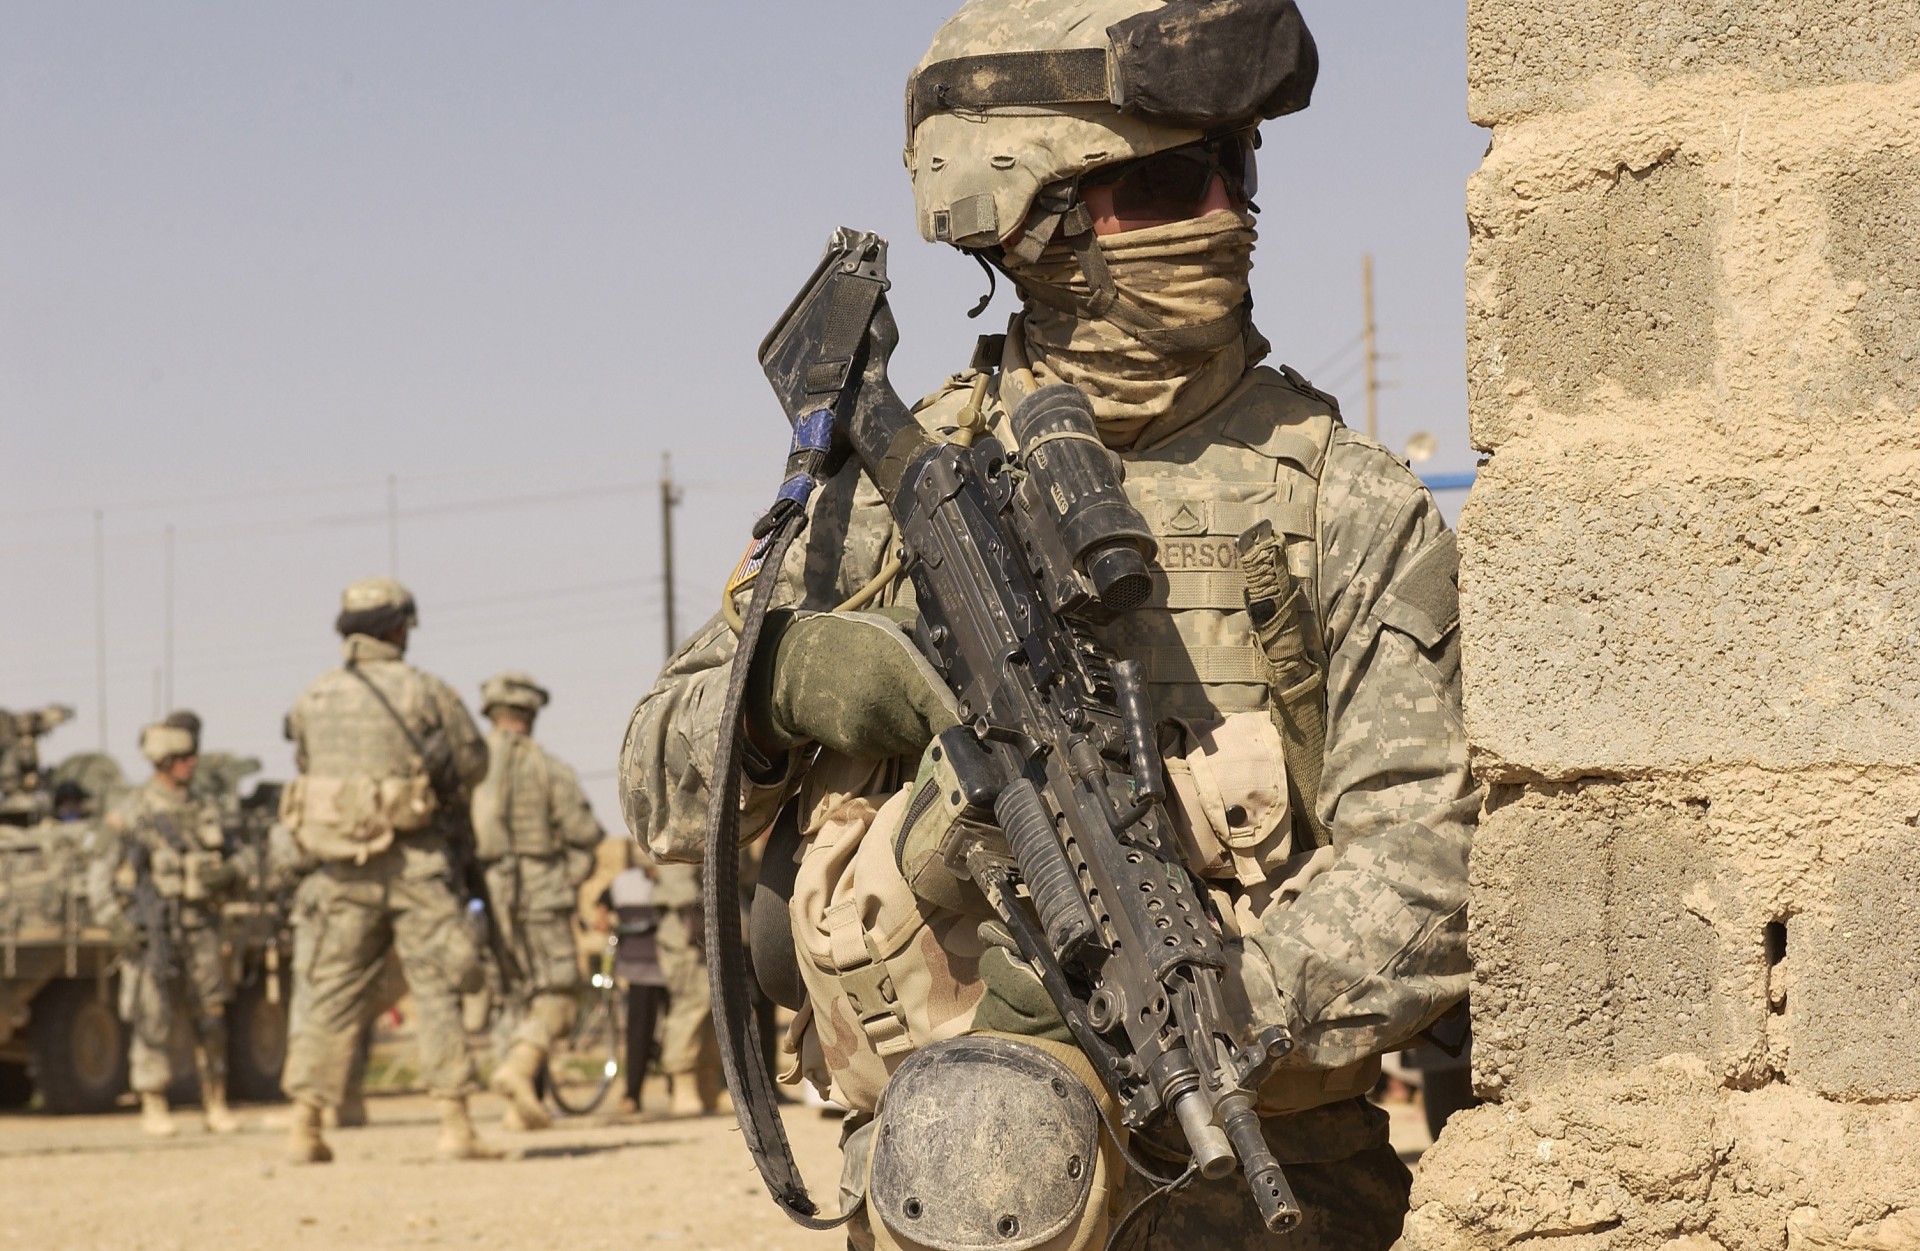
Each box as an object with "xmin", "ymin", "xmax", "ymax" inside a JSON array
[
  {"xmin": 652, "ymin": 860, "xmax": 723, "ymax": 1117},
  {"xmin": 471, "ymin": 670, "xmax": 605, "ymax": 1132},
  {"xmin": 278, "ymin": 576, "xmax": 494, "ymax": 1163},
  {"xmin": 620, "ymin": 2, "xmax": 1476, "ymax": 1246},
  {"xmin": 90, "ymin": 720, "xmax": 243, "ymax": 1137}
]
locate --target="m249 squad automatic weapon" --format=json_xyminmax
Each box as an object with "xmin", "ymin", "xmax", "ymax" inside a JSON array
[{"xmin": 707, "ymin": 228, "xmax": 1303, "ymax": 1234}]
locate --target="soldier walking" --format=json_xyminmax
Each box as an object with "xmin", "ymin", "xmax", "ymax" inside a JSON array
[
  {"xmin": 471, "ymin": 671, "xmax": 605, "ymax": 1132},
  {"xmin": 90, "ymin": 720, "xmax": 244, "ymax": 1137},
  {"xmin": 278, "ymin": 577, "xmax": 495, "ymax": 1162}
]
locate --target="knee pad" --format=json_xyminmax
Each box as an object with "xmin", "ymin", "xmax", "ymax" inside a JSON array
[{"xmin": 866, "ymin": 1035, "xmax": 1107, "ymax": 1251}]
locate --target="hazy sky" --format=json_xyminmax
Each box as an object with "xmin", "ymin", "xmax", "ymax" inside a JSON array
[{"xmin": 1, "ymin": 2, "xmax": 1487, "ymax": 825}]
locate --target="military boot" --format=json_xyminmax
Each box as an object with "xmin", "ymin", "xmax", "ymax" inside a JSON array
[
  {"xmin": 139, "ymin": 1092, "xmax": 178, "ymax": 1138},
  {"xmin": 488, "ymin": 1042, "xmax": 551, "ymax": 1132},
  {"xmin": 201, "ymin": 1080, "xmax": 240, "ymax": 1135},
  {"xmin": 287, "ymin": 1096, "xmax": 333, "ymax": 1164},
  {"xmin": 435, "ymin": 1095, "xmax": 504, "ymax": 1160}
]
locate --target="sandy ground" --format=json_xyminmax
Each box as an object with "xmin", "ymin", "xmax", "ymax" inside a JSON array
[{"xmin": 0, "ymin": 1081, "xmax": 1435, "ymax": 1251}]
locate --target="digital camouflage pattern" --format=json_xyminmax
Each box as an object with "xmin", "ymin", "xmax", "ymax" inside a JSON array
[
  {"xmin": 473, "ymin": 724, "xmax": 603, "ymax": 1052},
  {"xmin": 622, "ymin": 335, "xmax": 1477, "ymax": 1059},
  {"xmin": 91, "ymin": 777, "xmax": 236, "ymax": 1095},
  {"xmin": 905, "ymin": 0, "xmax": 1209, "ymax": 248},
  {"xmin": 281, "ymin": 633, "xmax": 489, "ymax": 1107}
]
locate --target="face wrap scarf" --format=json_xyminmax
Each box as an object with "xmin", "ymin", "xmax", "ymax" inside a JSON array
[{"xmin": 1003, "ymin": 209, "xmax": 1259, "ymax": 449}]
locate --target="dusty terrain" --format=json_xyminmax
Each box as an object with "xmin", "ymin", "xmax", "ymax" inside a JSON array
[
  {"xmin": 0, "ymin": 1081, "xmax": 851, "ymax": 1251},
  {"xmin": 0, "ymin": 1081, "xmax": 1433, "ymax": 1251}
]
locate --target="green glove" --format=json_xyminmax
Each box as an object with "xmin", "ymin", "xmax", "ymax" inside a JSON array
[
  {"xmin": 106, "ymin": 913, "xmax": 140, "ymax": 952},
  {"xmin": 746, "ymin": 609, "xmax": 958, "ymax": 760}
]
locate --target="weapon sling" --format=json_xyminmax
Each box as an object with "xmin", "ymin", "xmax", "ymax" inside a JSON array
[{"xmin": 701, "ymin": 229, "xmax": 894, "ymax": 1231}]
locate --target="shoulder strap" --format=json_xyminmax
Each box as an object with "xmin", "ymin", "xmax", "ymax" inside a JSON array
[{"xmin": 346, "ymin": 661, "xmax": 428, "ymax": 759}]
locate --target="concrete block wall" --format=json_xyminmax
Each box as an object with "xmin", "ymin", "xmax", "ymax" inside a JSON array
[{"xmin": 1405, "ymin": 6, "xmax": 1920, "ymax": 1249}]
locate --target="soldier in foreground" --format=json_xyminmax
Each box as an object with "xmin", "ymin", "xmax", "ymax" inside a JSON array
[
  {"xmin": 621, "ymin": 2, "xmax": 1475, "ymax": 1246},
  {"xmin": 471, "ymin": 670, "xmax": 605, "ymax": 1131},
  {"xmin": 90, "ymin": 721, "xmax": 243, "ymax": 1137},
  {"xmin": 278, "ymin": 577, "xmax": 495, "ymax": 1162}
]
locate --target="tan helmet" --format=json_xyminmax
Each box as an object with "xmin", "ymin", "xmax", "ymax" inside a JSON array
[
  {"xmin": 139, "ymin": 722, "xmax": 197, "ymax": 766},
  {"xmin": 906, "ymin": 0, "xmax": 1317, "ymax": 253},
  {"xmin": 340, "ymin": 576, "xmax": 416, "ymax": 619},
  {"xmin": 481, "ymin": 671, "xmax": 550, "ymax": 718},
  {"xmin": 335, "ymin": 576, "xmax": 418, "ymax": 638}
]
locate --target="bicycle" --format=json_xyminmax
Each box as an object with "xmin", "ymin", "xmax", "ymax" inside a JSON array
[{"xmin": 540, "ymin": 930, "xmax": 622, "ymax": 1116}]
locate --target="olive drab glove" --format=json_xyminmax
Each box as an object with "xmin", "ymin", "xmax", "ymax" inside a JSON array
[{"xmin": 744, "ymin": 609, "xmax": 959, "ymax": 760}]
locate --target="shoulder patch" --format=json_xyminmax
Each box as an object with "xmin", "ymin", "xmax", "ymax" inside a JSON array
[{"xmin": 1375, "ymin": 531, "xmax": 1460, "ymax": 649}]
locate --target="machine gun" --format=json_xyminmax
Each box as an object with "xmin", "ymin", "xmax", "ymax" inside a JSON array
[{"xmin": 709, "ymin": 228, "xmax": 1302, "ymax": 1233}]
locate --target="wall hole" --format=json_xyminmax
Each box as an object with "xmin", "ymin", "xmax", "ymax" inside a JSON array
[{"xmin": 1764, "ymin": 921, "xmax": 1787, "ymax": 967}]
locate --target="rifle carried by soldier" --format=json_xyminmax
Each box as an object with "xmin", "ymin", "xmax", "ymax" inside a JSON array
[
  {"xmin": 123, "ymin": 840, "xmax": 178, "ymax": 984},
  {"xmin": 708, "ymin": 229, "xmax": 1302, "ymax": 1231}
]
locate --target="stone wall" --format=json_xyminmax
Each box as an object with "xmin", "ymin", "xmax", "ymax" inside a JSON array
[{"xmin": 1403, "ymin": 7, "xmax": 1920, "ymax": 1249}]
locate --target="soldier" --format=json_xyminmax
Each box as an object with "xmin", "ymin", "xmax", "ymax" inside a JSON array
[
  {"xmin": 652, "ymin": 860, "xmax": 723, "ymax": 1116},
  {"xmin": 619, "ymin": 3, "xmax": 1476, "ymax": 1247},
  {"xmin": 278, "ymin": 576, "xmax": 495, "ymax": 1163},
  {"xmin": 90, "ymin": 721, "xmax": 243, "ymax": 1137},
  {"xmin": 471, "ymin": 671, "xmax": 605, "ymax": 1132}
]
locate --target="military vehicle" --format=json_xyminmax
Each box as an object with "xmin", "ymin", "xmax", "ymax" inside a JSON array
[{"xmin": 0, "ymin": 739, "xmax": 293, "ymax": 1113}]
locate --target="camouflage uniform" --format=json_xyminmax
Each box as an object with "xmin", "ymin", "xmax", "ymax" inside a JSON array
[
  {"xmin": 471, "ymin": 683, "xmax": 604, "ymax": 1130},
  {"xmin": 91, "ymin": 770, "xmax": 237, "ymax": 1124},
  {"xmin": 619, "ymin": 3, "xmax": 1473, "ymax": 1244},
  {"xmin": 650, "ymin": 860, "xmax": 722, "ymax": 1112},
  {"xmin": 281, "ymin": 612, "xmax": 490, "ymax": 1159}
]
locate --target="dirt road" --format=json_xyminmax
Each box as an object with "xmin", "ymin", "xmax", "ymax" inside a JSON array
[
  {"xmin": 0, "ymin": 1082, "xmax": 1434, "ymax": 1251},
  {"xmin": 0, "ymin": 1081, "xmax": 850, "ymax": 1251}
]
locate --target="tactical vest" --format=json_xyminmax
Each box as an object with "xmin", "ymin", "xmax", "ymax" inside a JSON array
[
  {"xmin": 116, "ymin": 783, "xmax": 226, "ymax": 906},
  {"xmin": 784, "ymin": 361, "xmax": 1378, "ymax": 1118},
  {"xmin": 472, "ymin": 728, "xmax": 561, "ymax": 861},
  {"xmin": 282, "ymin": 658, "xmax": 440, "ymax": 863}
]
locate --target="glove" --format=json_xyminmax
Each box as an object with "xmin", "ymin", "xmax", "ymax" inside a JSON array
[{"xmin": 745, "ymin": 609, "xmax": 958, "ymax": 760}]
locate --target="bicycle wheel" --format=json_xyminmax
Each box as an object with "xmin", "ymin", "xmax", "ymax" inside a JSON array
[{"xmin": 545, "ymin": 968, "xmax": 622, "ymax": 1115}]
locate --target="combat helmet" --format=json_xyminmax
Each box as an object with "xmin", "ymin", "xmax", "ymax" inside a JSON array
[
  {"xmin": 480, "ymin": 671, "xmax": 550, "ymax": 718},
  {"xmin": 139, "ymin": 722, "xmax": 196, "ymax": 766},
  {"xmin": 334, "ymin": 576, "xmax": 418, "ymax": 639},
  {"xmin": 906, "ymin": 0, "xmax": 1317, "ymax": 268}
]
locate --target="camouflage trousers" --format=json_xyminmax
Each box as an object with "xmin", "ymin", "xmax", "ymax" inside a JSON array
[
  {"xmin": 498, "ymin": 907, "xmax": 581, "ymax": 1054},
  {"xmin": 120, "ymin": 922, "xmax": 231, "ymax": 1095},
  {"xmin": 286, "ymin": 890, "xmax": 407, "ymax": 1101},
  {"xmin": 282, "ymin": 854, "xmax": 480, "ymax": 1104},
  {"xmin": 655, "ymin": 905, "xmax": 716, "ymax": 1078}
]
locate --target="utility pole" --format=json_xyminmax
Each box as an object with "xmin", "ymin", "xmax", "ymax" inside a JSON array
[
  {"xmin": 163, "ymin": 523, "xmax": 175, "ymax": 712},
  {"xmin": 386, "ymin": 474, "xmax": 400, "ymax": 578},
  {"xmin": 660, "ymin": 453, "xmax": 683, "ymax": 660},
  {"xmin": 1362, "ymin": 253, "xmax": 1379, "ymax": 442},
  {"xmin": 93, "ymin": 510, "xmax": 108, "ymax": 751}
]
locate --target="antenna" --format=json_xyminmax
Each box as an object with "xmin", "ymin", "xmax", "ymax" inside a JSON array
[
  {"xmin": 1363, "ymin": 253, "xmax": 1379, "ymax": 442},
  {"xmin": 661, "ymin": 453, "xmax": 683, "ymax": 661}
]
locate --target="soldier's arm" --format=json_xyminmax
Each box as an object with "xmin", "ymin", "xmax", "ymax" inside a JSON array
[
  {"xmin": 619, "ymin": 460, "xmax": 900, "ymax": 864},
  {"xmin": 423, "ymin": 674, "xmax": 489, "ymax": 789},
  {"xmin": 1240, "ymin": 433, "xmax": 1479, "ymax": 1070}
]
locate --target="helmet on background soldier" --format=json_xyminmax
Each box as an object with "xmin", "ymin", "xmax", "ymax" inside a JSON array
[
  {"xmin": 139, "ymin": 722, "xmax": 197, "ymax": 767},
  {"xmin": 163, "ymin": 709, "xmax": 203, "ymax": 753},
  {"xmin": 480, "ymin": 672, "xmax": 551, "ymax": 720},
  {"xmin": 334, "ymin": 576, "xmax": 418, "ymax": 640}
]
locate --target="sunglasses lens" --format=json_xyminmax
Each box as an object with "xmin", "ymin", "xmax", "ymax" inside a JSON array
[{"xmin": 1109, "ymin": 150, "xmax": 1215, "ymax": 221}]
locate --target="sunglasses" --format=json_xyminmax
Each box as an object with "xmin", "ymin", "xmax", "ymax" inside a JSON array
[{"xmin": 1078, "ymin": 135, "xmax": 1258, "ymax": 225}]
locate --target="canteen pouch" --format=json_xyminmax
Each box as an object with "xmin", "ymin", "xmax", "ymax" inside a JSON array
[{"xmin": 784, "ymin": 757, "xmax": 987, "ymax": 1115}]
